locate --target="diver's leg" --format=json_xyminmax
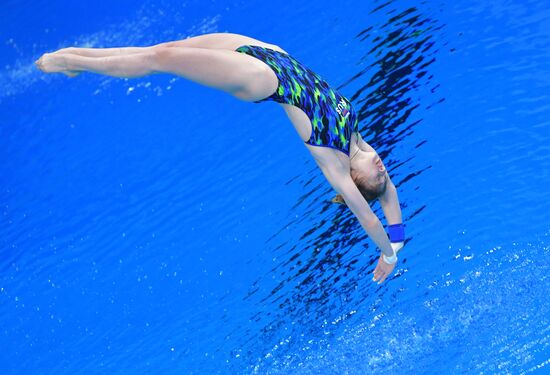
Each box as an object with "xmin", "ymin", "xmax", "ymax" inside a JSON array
[
  {"xmin": 53, "ymin": 46, "xmax": 148, "ymax": 57},
  {"xmin": 36, "ymin": 46, "xmax": 278, "ymax": 101},
  {"xmin": 155, "ymin": 32, "xmax": 284, "ymax": 52},
  {"xmin": 52, "ymin": 33, "xmax": 283, "ymax": 58}
]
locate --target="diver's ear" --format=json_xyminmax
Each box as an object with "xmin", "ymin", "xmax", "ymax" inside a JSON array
[{"xmin": 331, "ymin": 194, "xmax": 346, "ymax": 205}]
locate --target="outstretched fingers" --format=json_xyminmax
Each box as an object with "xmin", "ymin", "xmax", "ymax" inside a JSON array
[
  {"xmin": 373, "ymin": 268, "xmax": 387, "ymax": 284},
  {"xmin": 373, "ymin": 256, "xmax": 395, "ymax": 284}
]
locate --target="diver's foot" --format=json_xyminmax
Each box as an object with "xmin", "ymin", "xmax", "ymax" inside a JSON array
[{"xmin": 35, "ymin": 53, "xmax": 81, "ymax": 77}]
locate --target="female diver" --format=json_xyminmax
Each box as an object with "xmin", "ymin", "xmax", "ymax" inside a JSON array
[{"xmin": 35, "ymin": 32, "xmax": 405, "ymax": 284}]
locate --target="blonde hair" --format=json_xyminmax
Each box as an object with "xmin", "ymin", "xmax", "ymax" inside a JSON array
[{"xmin": 332, "ymin": 175, "xmax": 388, "ymax": 206}]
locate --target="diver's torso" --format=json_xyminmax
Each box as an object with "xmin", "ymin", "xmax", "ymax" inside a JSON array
[{"xmin": 281, "ymin": 102, "xmax": 359, "ymax": 169}]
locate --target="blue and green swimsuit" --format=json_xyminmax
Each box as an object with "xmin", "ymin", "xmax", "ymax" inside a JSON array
[{"xmin": 235, "ymin": 45, "xmax": 358, "ymax": 156}]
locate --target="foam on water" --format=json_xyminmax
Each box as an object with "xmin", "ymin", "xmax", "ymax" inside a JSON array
[
  {"xmin": 0, "ymin": 3, "xmax": 221, "ymax": 101},
  {"xmin": 251, "ymin": 233, "xmax": 550, "ymax": 374}
]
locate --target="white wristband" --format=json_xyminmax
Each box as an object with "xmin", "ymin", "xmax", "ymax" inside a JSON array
[
  {"xmin": 391, "ymin": 241, "xmax": 404, "ymax": 253},
  {"xmin": 383, "ymin": 242, "xmax": 404, "ymax": 264},
  {"xmin": 382, "ymin": 251, "xmax": 398, "ymax": 264}
]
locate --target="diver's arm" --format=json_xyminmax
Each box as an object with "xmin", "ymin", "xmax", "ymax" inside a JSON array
[
  {"xmin": 320, "ymin": 166, "xmax": 394, "ymax": 257},
  {"xmin": 339, "ymin": 178, "xmax": 394, "ymax": 257},
  {"xmin": 378, "ymin": 178, "xmax": 403, "ymax": 226},
  {"xmin": 355, "ymin": 132, "xmax": 402, "ymax": 225},
  {"xmin": 379, "ymin": 178, "xmax": 405, "ymax": 255}
]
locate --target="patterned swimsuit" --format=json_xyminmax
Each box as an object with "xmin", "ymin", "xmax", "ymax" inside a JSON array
[{"xmin": 235, "ymin": 45, "xmax": 358, "ymax": 156}]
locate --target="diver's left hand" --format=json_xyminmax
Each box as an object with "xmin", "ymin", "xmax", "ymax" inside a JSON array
[{"xmin": 373, "ymin": 255, "xmax": 396, "ymax": 284}]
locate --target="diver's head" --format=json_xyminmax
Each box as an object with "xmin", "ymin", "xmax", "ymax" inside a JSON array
[{"xmin": 349, "ymin": 148, "xmax": 389, "ymax": 201}]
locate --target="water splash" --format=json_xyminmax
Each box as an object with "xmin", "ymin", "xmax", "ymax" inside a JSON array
[{"xmin": 0, "ymin": 4, "xmax": 221, "ymax": 102}]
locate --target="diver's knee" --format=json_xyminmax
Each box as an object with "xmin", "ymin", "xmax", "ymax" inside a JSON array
[{"xmin": 149, "ymin": 46, "xmax": 178, "ymax": 71}]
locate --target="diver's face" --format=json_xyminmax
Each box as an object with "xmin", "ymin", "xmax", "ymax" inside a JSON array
[{"xmin": 352, "ymin": 149, "xmax": 387, "ymax": 188}]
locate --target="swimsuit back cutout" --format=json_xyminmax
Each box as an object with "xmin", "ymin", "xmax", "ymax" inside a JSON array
[{"xmin": 235, "ymin": 45, "xmax": 358, "ymax": 156}]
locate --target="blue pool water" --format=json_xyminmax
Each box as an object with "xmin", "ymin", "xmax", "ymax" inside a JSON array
[{"xmin": 1, "ymin": 0, "xmax": 549, "ymax": 373}]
